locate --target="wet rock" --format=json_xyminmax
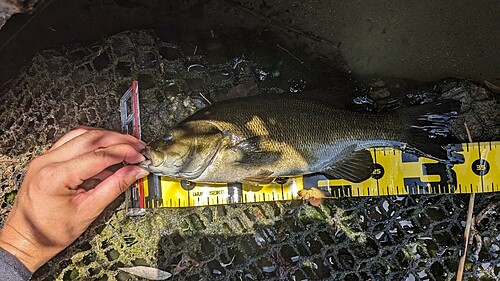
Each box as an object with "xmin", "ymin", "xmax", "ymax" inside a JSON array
[
  {"xmin": 0, "ymin": 0, "xmax": 41, "ymax": 29},
  {"xmin": 185, "ymin": 77, "xmax": 206, "ymax": 91},
  {"xmin": 438, "ymin": 79, "xmax": 500, "ymax": 141},
  {"xmin": 369, "ymin": 89, "xmax": 391, "ymax": 100},
  {"xmin": 369, "ymin": 78, "xmax": 386, "ymax": 87},
  {"xmin": 216, "ymin": 80, "xmax": 259, "ymax": 102}
]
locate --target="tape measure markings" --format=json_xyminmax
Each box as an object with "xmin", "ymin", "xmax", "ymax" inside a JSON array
[
  {"xmin": 478, "ymin": 142, "xmax": 484, "ymax": 193},
  {"xmin": 136, "ymin": 142, "xmax": 499, "ymax": 208}
]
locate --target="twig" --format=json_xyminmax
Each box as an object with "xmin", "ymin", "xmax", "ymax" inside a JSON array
[
  {"xmin": 220, "ymin": 255, "xmax": 236, "ymax": 267},
  {"xmin": 276, "ymin": 44, "xmax": 304, "ymax": 65},
  {"xmin": 187, "ymin": 64, "xmax": 204, "ymax": 72},
  {"xmin": 226, "ymin": 0, "xmax": 340, "ymax": 48},
  {"xmin": 199, "ymin": 92, "xmax": 212, "ymax": 105},
  {"xmin": 456, "ymin": 122, "xmax": 475, "ymax": 281},
  {"xmin": 187, "ymin": 43, "xmax": 198, "ymax": 55},
  {"xmin": 0, "ymin": 159, "xmax": 19, "ymax": 163},
  {"xmin": 464, "ymin": 122, "xmax": 473, "ymax": 143},
  {"xmin": 484, "ymin": 80, "xmax": 500, "ymax": 94}
]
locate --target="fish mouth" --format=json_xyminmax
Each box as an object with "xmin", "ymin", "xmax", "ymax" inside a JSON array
[
  {"xmin": 140, "ymin": 147, "xmax": 176, "ymax": 176},
  {"xmin": 138, "ymin": 159, "xmax": 152, "ymax": 169},
  {"xmin": 139, "ymin": 147, "xmax": 156, "ymax": 170}
]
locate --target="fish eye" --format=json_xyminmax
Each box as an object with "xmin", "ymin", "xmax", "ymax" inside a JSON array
[{"xmin": 163, "ymin": 132, "xmax": 173, "ymax": 142}]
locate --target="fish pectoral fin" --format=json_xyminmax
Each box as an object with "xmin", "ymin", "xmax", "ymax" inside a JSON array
[
  {"xmin": 242, "ymin": 170, "xmax": 274, "ymax": 186},
  {"xmin": 323, "ymin": 149, "xmax": 374, "ymax": 183},
  {"xmin": 232, "ymin": 135, "xmax": 266, "ymax": 152},
  {"xmin": 233, "ymin": 136, "xmax": 281, "ymax": 165}
]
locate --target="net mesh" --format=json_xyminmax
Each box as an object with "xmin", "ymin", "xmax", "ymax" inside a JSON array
[{"xmin": 0, "ymin": 29, "xmax": 499, "ymax": 281}]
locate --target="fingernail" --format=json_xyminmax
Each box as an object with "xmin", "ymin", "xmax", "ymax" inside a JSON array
[
  {"xmin": 135, "ymin": 168, "xmax": 150, "ymax": 180},
  {"xmin": 138, "ymin": 154, "xmax": 147, "ymax": 162},
  {"xmin": 135, "ymin": 141, "xmax": 147, "ymax": 151}
]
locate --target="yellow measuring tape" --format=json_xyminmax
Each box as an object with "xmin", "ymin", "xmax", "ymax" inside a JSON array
[{"xmin": 127, "ymin": 141, "xmax": 499, "ymax": 208}]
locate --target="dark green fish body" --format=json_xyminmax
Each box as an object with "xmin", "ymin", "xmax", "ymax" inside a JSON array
[{"xmin": 142, "ymin": 94, "xmax": 458, "ymax": 184}]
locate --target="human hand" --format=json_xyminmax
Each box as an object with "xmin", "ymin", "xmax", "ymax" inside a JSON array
[{"xmin": 0, "ymin": 126, "xmax": 149, "ymax": 272}]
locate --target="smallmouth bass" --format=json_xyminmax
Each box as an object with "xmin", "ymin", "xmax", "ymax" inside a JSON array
[{"xmin": 141, "ymin": 94, "xmax": 459, "ymax": 185}]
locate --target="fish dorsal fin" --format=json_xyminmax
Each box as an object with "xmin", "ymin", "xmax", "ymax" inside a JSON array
[
  {"xmin": 287, "ymin": 89, "xmax": 354, "ymax": 109},
  {"xmin": 323, "ymin": 149, "xmax": 374, "ymax": 183},
  {"xmin": 242, "ymin": 170, "xmax": 274, "ymax": 186}
]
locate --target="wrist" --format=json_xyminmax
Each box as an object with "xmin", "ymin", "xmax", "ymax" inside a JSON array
[{"xmin": 0, "ymin": 223, "xmax": 55, "ymax": 272}]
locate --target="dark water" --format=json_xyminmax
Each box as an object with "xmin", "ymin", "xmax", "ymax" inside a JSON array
[{"xmin": 1, "ymin": 0, "xmax": 499, "ymax": 90}]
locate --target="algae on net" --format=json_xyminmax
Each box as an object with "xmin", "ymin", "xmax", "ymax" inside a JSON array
[{"xmin": 0, "ymin": 29, "xmax": 499, "ymax": 281}]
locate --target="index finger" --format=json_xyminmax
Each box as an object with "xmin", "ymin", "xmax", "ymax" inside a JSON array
[
  {"xmin": 46, "ymin": 129, "xmax": 145, "ymax": 163},
  {"xmin": 48, "ymin": 126, "xmax": 100, "ymax": 152},
  {"xmin": 59, "ymin": 143, "xmax": 146, "ymax": 188}
]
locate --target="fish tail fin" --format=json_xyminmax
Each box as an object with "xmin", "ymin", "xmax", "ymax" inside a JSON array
[{"xmin": 399, "ymin": 100, "xmax": 460, "ymax": 161}]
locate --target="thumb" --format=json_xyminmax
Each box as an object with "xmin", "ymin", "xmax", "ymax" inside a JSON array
[{"xmin": 82, "ymin": 165, "xmax": 149, "ymax": 216}]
